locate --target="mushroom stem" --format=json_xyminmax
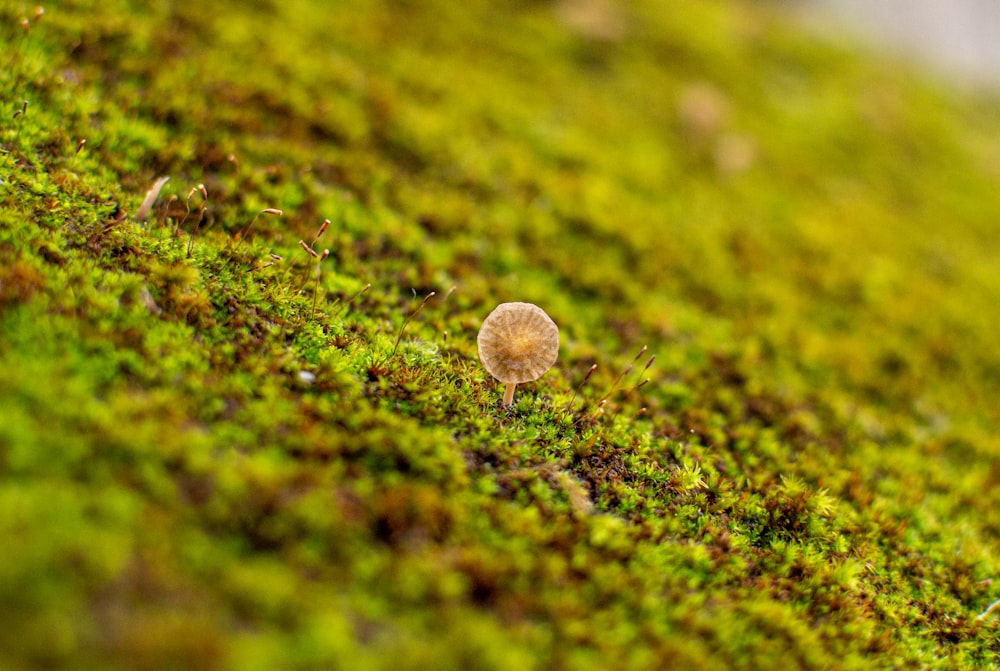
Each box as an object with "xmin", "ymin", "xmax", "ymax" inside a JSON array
[{"xmin": 503, "ymin": 382, "xmax": 517, "ymax": 406}]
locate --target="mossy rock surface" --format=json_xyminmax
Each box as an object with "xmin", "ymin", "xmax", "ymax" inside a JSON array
[{"xmin": 2, "ymin": 1, "xmax": 1000, "ymax": 669}]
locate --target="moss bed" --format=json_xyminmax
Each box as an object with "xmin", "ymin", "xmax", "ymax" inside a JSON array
[{"xmin": 2, "ymin": 0, "xmax": 1000, "ymax": 668}]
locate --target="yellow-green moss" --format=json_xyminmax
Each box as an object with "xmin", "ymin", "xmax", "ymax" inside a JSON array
[{"xmin": 2, "ymin": 0, "xmax": 1000, "ymax": 668}]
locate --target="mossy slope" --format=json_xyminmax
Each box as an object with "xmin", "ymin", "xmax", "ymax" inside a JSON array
[{"xmin": 2, "ymin": 0, "xmax": 1000, "ymax": 668}]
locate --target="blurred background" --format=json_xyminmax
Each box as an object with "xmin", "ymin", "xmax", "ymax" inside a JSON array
[{"xmin": 802, "ymin": 0, "xmax": 1000, "ymax": 87}]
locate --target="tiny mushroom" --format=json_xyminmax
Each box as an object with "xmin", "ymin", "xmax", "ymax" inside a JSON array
[{"xmin": 477, "ymin": 302, "xmax": 560, "ymax": 406}]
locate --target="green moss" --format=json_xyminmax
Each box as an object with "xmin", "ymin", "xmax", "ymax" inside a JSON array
[{"xmin": 2, "ymin": 0, "xmax": 1000, "ymax": 668}]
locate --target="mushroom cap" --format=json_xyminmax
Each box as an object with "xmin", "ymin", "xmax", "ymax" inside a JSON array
[{"xmin": 477, "ymin": 302, "xmax": 559, "ymax": 384}]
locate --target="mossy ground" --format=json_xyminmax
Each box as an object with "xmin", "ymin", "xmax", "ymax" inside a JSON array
[{"xmin": 2, "ymin": 0, "xmax": 1000, "ymax": 668}]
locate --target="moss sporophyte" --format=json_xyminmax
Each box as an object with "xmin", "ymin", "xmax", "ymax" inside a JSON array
[{"xmin": 477, "ymin": 302, "xmax": 559, "ymax": 406}]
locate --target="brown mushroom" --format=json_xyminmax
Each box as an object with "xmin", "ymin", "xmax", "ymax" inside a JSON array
[{"xmin": 477, "ymin": 302, "xmax": 559, "ymax": 406}]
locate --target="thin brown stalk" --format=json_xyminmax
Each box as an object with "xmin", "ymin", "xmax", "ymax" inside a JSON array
[{"xmin": 392, "ymin": 291, "xmax": 436, "ymax": 356}]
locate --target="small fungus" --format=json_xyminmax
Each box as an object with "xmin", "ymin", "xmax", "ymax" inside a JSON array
[{"xmin": 477, "ymin": 302, "xmax": 559, "ymax": 406}]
